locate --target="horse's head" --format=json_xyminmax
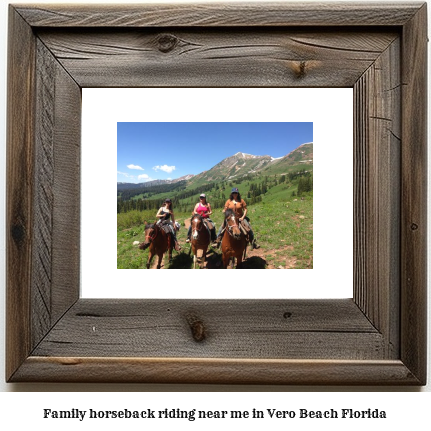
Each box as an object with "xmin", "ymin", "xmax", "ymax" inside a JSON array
[
  {"xmin": 225, "ymin": 209, "xmax": 241, "ymax": 240},
  {"xmin": 191, "ymin": 214, "xmax": 203, "ymax": 241},
  {"xmin": 139, "ymin": 223, "xmax": 157, "ymax": 250}
]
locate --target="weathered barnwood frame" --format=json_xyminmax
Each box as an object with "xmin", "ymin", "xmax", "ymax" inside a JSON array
[{"xmin": 6, "ymin": 2, "xmax": 427, "ymax": 384}]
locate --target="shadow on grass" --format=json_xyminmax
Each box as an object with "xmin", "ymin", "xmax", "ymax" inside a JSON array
[
  {"xmin": 167, "ymin": 251, "xmax": 193, "ymax": 269},
  {"xmin": 165, "ymin": 248, "xmax": 267, "ymax": 269},
  {"xmin": 238, "ymin": 256, "xmax": 267, "ymax": 269},
  {"xmin": 180, "ymin": 247, "xmax": 224, "ymax": 269},
  {"xmin": 205, "ymin": 249, "xmax": 224, "ymax": 269},
  {"xmin": 206, "ymin": 250, "xmax": 267, "ymax": 269}
]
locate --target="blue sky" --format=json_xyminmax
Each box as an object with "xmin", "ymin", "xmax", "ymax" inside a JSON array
[{"xmin": 117, "ymin": 122, "xmax": 313, "ymax": 183}]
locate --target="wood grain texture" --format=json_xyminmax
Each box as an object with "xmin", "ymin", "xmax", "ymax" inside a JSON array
[
  {"xmin": 31, "ymin": 39, "xmax": 81, "ymax": 349},
  {"xmin": 37, "ymin": 29, "xmax": 398, "ymax": 88},
  {"xmin": 32, "ymin": 40, "xmax": 56, "ymax": 347},
  {"xmin": 50, "ymin": 53, "xmax": 81, "ymax": 324},
  {"xmin": 400, "ymin": 3, "xmax": 428, "ymax": 384},
  {"xmin": 353, "ymin": 38, "xmax": 401, "ymax": 358},
  {"xmin": 6, "ymin": 7, "xmax": 36, "ymax": 381},
  {"xmin": 15, "ymin": 2, "xmax": 423, "ymax": 27},
  {"xmin": 32, "ymin": 299, "xmax": 383, "ymax": 360},
  {"xmin": 6, "ymin": 2, "xmax": 427, "ymax": 385},
  {"xmin": 12, "ymin": 357, "xmax": 420, "ymax": 385}
]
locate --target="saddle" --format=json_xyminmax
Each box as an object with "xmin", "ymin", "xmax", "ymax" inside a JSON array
[
  {"xmin": 202, "ymin": 218, "xmax": 216, "ymax": 241},
  {"xmin": 199, "ymin": 219, "xmax": 211, "ymax": 237},
  {"xmin": 158, "ymin": 220, "xmax": 172, "ymax": 250},
  {"xmin": 239, "ymin": 219, "xmax": 251, "ymax": 241},
  {"xmin": 203, "ymin": 218, "xmax": 214, "ymax": 231},
  {"xmin": 159, "ymin": 220, "xmax": 173, "ymax": 235}
]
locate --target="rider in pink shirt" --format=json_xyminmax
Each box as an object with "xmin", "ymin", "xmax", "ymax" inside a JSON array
[
  {"xmin": 196, "ymin": 202, "xmax": 210, "ymax": 218},
  {"xmin": 186, "ymin": 194, "xmax": 216, "ymax": 243}
]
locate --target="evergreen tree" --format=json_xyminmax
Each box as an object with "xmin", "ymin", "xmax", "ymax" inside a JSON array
[{"xmin": 297, "ymin": 177, "xmax": 305, "ymax": 196}]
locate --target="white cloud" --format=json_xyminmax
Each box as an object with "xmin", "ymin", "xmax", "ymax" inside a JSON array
[
  {"xmin": 127, "ymin": 164, "xmax": 144, "ymax": 170},
  {"xmin": 138, "ymin": 174, "xmax": 149, "ymax": 180},
  {"xmin": 153, "ymin": 164, "xmax": 176, "ymax": 174},
  {"xmin": 117, "ymin": 171, "xmax": 134, "ymax": 179},
  {"xmin": 139, "ymin": 177, "xmax": 154, "ymax": 183}
]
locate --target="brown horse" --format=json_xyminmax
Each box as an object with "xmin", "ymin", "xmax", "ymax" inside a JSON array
[
  {"xmin": 221, "ymin": 209, "xmax": 247, "ymax": 269},
  {"xmin": 139, "ymin": 222, "xmax": 173, "ymax": 269},
  {"xmin": 190, "ymin": 214, "xmax": 211, "ymax": 269}
]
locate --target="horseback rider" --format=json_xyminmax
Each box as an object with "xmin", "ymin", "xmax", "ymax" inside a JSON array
[
  {"xmin": 186, "ymin": 194, "xmax": 217, "ymax": 243},
  {"xmin": 156, "ymin": 198, "xmax": 181, "ymax": 251},
  {"xmin": 213, "ymin": 187, "xmax": 260, "ymax": 249}
]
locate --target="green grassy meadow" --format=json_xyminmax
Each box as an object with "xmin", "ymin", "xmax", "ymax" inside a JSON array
[{"xmin": 117, "ymin": 193, "xmax": 313, "ymax": 269}]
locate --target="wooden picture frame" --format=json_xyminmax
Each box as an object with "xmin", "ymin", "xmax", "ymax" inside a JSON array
[{"xmin": 6, "ymin": 2, "xmax": 427, "ymax": 385}]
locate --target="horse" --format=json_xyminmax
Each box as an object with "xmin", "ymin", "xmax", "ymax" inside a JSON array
[
  {"xmin": 221, "ymin": 208, "xmax": 247, "ymax": 269},
  {"xmin": 139, "ymin": 221, "xmax": 173, "ymax": 269},
  {"xmin": 190, "ymin": 214, "xmax": 211, "ymax": 269}
]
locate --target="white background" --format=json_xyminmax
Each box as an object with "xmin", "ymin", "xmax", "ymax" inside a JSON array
[
  {"xmin": 0, "ymin": 0, "xmax": 430, "ymax": 423},
  {"xmin": 82, "ymin": 87, "xmax": 353, "ymax": 299}
]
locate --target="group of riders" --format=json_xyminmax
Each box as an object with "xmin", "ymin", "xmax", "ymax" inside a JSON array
[{"xmin": 154, "ymin": 187, "xmax": 260, "ymax": 252}]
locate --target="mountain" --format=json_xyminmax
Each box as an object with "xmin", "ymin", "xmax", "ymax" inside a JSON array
[
  {"xmin": 189, "ymin": 152, "xmax": 274, "ymax": 186},
  {"xmin": 172, "ymin": 174, "xmax": 195, "ymax": 182},
  {"xmin": 261, "ymin": 142, "xmax": 313, "ymax": 175},
  {"xmin": 117, "ymin": 174, "xmax": 194, "ymax": 190},
  {"xmin": 117, "ymin": 182, "xmax": 146, "ymax": 191},
  {"xmin": 188, "ymin": 143, "xmax": 313, "ymax": 187},
  {"xmin": 117, "ymin": 143, "xmax": 313, "ymax": 192}
]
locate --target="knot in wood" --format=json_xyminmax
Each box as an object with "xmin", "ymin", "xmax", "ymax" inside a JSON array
[
  {"xmin": 186, "ymin": 314, "xmax": 206, "ymax": 342},
  {"xmin": 411, "ymin": 223, "xmax": 419, "ymax": 231},
  {"xmin": 288, "ymin": 61, "xmax": 309, "ymax": 79},
  {"xmin": 11, "ymin": 222, "xmax": 25, "ymax": 245},
  {"xmin": 157, "ymin": 34, "xmax": 178, "ymax": 53},
  {"xmin": 295, "ymin": 61, "xmax": 307, "ymax": 78}
]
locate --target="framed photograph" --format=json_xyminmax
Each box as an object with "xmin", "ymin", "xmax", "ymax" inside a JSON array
[{"xmin": 6, "ymin": 2, "xmax": 427, "ymax": 384}]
